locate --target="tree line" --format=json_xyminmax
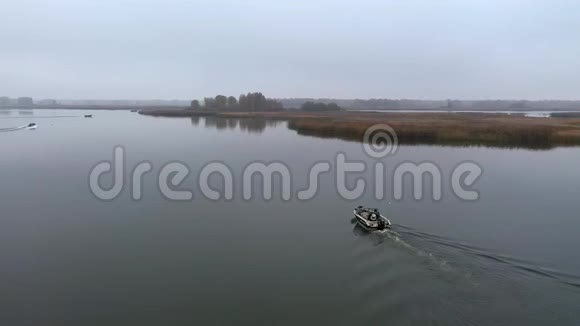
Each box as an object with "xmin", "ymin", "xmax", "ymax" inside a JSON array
[
  {"xmin": 0, "ymin": 96, "xmax": 34, "ymax": 106},
  {"xmin": 190, "ymin": 92, "xmax": 283, "ymax": 112},
  {"xmin": 300, "ymin": 101, "xmax": 342, "ymax": 112}
]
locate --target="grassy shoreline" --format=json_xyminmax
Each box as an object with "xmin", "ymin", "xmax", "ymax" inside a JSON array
[{"xmin": 141, "ymin": 109, "xmax": 580, "ymax": 149}]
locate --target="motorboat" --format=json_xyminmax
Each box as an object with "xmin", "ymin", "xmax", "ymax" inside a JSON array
[
  {"xmin": 0, "ymin": 123, "xmax": 36, "ymax": 132},
  {"xmin": 353, "ymin": 206, "xmax": 392, "ymax": 231}
]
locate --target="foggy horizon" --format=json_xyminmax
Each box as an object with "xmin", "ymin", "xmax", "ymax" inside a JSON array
[{"xmin": 2, "ymin": 0, "xmax": 579, "ymax": 100}]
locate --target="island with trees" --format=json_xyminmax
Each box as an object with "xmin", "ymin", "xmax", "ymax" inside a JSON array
[
  {"xmin": 196, "ymin": 92, "xmax": 283, "ymax": 112},
  {"xmin": 141, "ymin": 92, "xmax": 283, "ymax": 117}
]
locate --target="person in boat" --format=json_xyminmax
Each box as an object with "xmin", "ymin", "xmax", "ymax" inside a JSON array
[{"xmin": 377, "ymin": 218, "xmax": 386, "ymax": 230}]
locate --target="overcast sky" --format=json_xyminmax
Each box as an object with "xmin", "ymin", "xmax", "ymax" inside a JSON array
[{"xmin": 1, "ymin": 0, "xmax": 579, "ymax": 100}]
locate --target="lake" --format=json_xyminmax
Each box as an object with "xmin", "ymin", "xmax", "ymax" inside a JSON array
[{"xmin": 1, "ymin": 109, "xmax": 580, "ymax": 325}]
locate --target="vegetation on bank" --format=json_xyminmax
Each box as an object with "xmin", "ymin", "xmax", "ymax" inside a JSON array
[
  {"xmin": 139, "ymin": 105, "xmax": 580, "ymax": 149},
  {"xmin": 284, "ymin": 112, "xmax": 580, "ymax": 149},
  {"xmin": 191, "ymin": 92, "xmax": 283, "ymax": 112},
  {"xmin": 214, "ymin": 111, "xmax": 580, "ymax": 149},
  {"xmin": 301, "ymin": 101, "xmax": 343, "ymax": 112},
  {"xmin": 276, "ymin": 98, "xmax": 580, "ymax": 111},
  {"xmin": 550, "ymin": 112, "xmax": 580, "ymax": 118},
  {"xmin": 189, "ymin": 93, "xmax": 344, "ymax": 112}
]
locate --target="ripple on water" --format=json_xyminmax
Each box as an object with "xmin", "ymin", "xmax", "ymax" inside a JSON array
[{"xmin": 346, "ymin": 223, "xmax": 580, "ymax": 325}]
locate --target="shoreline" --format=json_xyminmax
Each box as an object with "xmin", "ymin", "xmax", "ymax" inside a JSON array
[
  {"xmin": 4, "ymin": 106, "xmax": 580, "ymax": 149},
  {"xmin": 140, "ymin": 109, "xmax": 580, "ymax": 149},
  {"xmin": 5, "ymin": 104, "xmax": 580, "ymax": 113}
]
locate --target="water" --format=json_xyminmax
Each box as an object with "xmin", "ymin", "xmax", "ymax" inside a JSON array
[{"xmin": 1, "ymin": 109, "xmax": 580, "ymax": 325}]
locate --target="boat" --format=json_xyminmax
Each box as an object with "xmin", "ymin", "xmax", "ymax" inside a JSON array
[
  {"xmin": 84, "ymin": 114, "xmax": 93, "ymax": 118},
  {"xmin": 353, "ymin": 206, "xmax": 392, "ymax": 231},
  {"xmin": 0, "ymin": 123, "xmax": 36, "ymax": 132}
]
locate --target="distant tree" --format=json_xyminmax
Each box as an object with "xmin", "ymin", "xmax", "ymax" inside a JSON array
[
  {"xmin": 204, "ymin": 97, "xmax": 217, "ymax": 110},
  {"xmin": 243, "ymin": 92, "xmax": 265, "ymax": 111},
  {"xmin": 227, "ymin": 96, "xmax": 238, "ymax": 110},
  {"xmin": 266, "ymin": 99, "xmax": 283, "ymax": 111},
  {"xmin": 17, "ymin": 97, "xmax": 33, "ymax": 106},
  {"xmin": 215, "ymin": 95, "xmax": 228, "ymax": 110},
  {"xmin": 195, "ymin": 92, "xmax": 282, "ymax": 112},
  {"xmin": 0, "ymin": 96, "xmax": 10, "ymax": 106},
  {"xmin": 327, "ymin": 103, "xmax": 340, "ymax": 111},
  {"xmin": 301, "ymin": 101, "xmax": 342, "ymax": 112},
  {"xmin": 190, "ymin": 99, "xmax": 201, "ymax": 110},
  {"xmin": 239, "ymin": 94, "xmax": 247, "ymax": 110},
  {"xmin": 238, "ymin": 92, "xmax": 283, "ymax": 112}
]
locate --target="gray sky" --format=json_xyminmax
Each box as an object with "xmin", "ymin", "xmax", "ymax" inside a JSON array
[{"xmin": 1, "ymin": 0, "xmax": 579, "ymax": 100}]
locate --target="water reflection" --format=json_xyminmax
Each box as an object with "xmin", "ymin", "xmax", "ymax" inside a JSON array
[
  {"xmin": 18, "ymin": 109, "xmax": 34, "ymax": 116},
  {"xmin": 190, "ymin": 116, "xmax": 200, "ymax": 126},
  {"xmin": 227, "ymin": 119, "xmax": 238, "ymax": 129},
  {"xmin": 216, "ymin": 118, "xmax": 228, "ymax": 130},
  {"xmin": 198, "ymin": 117, "xmax": 282, "ymax": 134},
  {"xmin": 179, "ymin": 114, "xmax": 576, "ymax": 150}
]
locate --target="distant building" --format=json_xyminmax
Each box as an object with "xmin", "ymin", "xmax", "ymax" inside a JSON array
[{"xmin": 17, "ymin": 97, "xmax": 34, "ymax": 106}]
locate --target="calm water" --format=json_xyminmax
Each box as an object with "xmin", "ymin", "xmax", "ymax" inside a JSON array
[{"xmin": 1, "ymin": 109, "xmax": 580, "ymax": 325}]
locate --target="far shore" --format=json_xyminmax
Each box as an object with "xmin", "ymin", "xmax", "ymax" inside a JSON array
[
  {"xmin": 139, "ymin": 109, "xmax": 580, "ymax": 149},
  {"xmin": 4, "ymin": 104, "xmax": 580, "ymax": 114},
  {"xmin": 4, "ymin": 105, "xmax": 580, "ymax": 149}
]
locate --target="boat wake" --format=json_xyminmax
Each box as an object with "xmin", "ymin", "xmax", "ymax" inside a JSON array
[
  {"xmin": 395, "ymin": 224, "xmax": 580, "ymax": 290},
  {"xmin": 351, "ymin": 217, "xmax": 580, "ymax": 290},
  {"xmin": 351, "ymin": 223, "xmax": 454, "ymax": 272},
  {"xmin": 348, "ymin": 221, "xmax": 580, "ymax": 324},
  {"xmin": 0, "ymin": 123, "xmax": 36, "ymax": 132}
]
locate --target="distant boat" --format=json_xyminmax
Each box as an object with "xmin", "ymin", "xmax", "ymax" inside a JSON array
[
  {"xmin": 130, "ymin": 109, "xmax": 138, "ymax": 112},
  {"xmin": 84, "ymin": 114, "xmax": 93, "ymax": 118}
]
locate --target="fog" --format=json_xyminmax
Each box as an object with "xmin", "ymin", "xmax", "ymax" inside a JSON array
[{"xmin": 1, "ymin": 0, "xmax": 579, "ymax": 100}]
